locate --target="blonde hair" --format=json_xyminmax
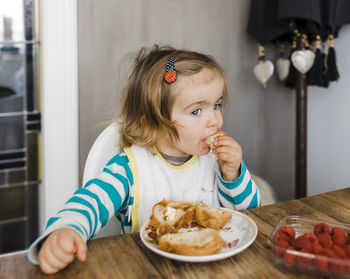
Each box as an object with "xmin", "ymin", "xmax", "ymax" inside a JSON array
[{"xmin": 118, "ymin": 45, "xmax": 228, "ymax": 151}]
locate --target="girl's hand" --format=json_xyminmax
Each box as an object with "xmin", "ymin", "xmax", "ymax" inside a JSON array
[
  {"xmin": 38, "ymin": 228, "xmax": 87, "ymax": 274},
  {"xmin": 212, "ymin": 135, "xmax": 242, "ymax": 181}
]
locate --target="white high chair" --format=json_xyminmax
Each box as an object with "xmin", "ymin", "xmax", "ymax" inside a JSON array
[
  {"xmin": 83, "ymin": 123, "xmax": 277, "ymax": 238},
  {"xmin": 82, "ymin": 123, "xmax": 122, "ymax": 238},
  {"xmin": 83, "ymin": 123, "xmax": 120, "ymax": 186}
]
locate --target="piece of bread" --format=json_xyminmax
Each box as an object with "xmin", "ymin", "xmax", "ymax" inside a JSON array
[
  {"xmin": 205, "ymin": 130, "xmax": 226, "ymax": 149},
  {"xmin": 164, "ymin": 200, "xmax": 195, "ymax": 210},
  {"xmin": 177, "ymin": 205, "xmax": 196, "ymax": 228},
  {"xmin": 195, "ymin": 203, "xmax": 232, "ymax": 230},
  {"xmin": 158, "ymin": 228, "xmax": 224, "ymax": 256},
  {"xmin": 149, "ymin": 200, "xmax": 195, "ymax": 237}
]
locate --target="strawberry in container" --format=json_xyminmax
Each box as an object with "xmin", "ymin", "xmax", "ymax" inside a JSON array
[{"xmin": 268, "ymin": 215, "xmax": 350, "ymax": 278}]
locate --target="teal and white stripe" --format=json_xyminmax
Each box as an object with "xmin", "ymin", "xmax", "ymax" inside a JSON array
[
  {"xmin": 43, "ymin": 152, "xmax": 133, "ymax": 240},
  {"xmin": 217, "ymin": 160, "xmax": 261, "ymax": 210}
]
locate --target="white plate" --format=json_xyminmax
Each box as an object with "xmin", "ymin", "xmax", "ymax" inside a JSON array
[{"xmin": 139, "ymin": 208, "xmax": 258, "ymax": 262}]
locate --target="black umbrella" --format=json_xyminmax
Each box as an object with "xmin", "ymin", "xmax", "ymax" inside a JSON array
[
  {"xmin": 246, "ymin": 0, "xmax": 350, "ymax": 199},
  {"xmin": 247, "ymin": 0, "xmax": 350, "ymax": 88},
  {"xmin": 247, "ymin": 0, "xmax": 290, "ymax": 46}
]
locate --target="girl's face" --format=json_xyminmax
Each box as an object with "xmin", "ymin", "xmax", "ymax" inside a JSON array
[{"xmin": 158, "ymin": 68, "xmax": 224, "ymax": 157}]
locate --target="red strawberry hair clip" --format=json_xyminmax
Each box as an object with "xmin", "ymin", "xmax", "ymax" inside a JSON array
[{"xmin": 164, "ymin": 57, "xmax": 176, "ymax": 83}]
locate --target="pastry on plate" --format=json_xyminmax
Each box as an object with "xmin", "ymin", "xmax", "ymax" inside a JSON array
[
  {"xmin": 195, "ymin": 203, "xmax": 232, "ymax": 230},
  {"xmin": 149, "ymin": 200, "xmax": 195, "ymax": 237},
  {"xmin": 158, "ymin": 228, "xmax": 224, "ymax": 256}
]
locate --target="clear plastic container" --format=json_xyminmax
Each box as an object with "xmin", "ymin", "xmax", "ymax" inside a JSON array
[{"xmin": 268, "ymin": 215, "xmax": 350, "ymax": 278}]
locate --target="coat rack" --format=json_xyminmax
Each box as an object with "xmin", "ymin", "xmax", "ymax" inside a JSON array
[{"xmin": 295, "ymin": 37, "xmax": 307, "ymax": 198}]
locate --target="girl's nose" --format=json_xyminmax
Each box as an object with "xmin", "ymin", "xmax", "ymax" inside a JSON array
[{"xmin": 206, "ymin": 111, "xmax": 222, "ymax": 129}]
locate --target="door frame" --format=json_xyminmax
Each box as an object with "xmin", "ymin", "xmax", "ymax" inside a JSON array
[{"xmin": 39, "ymin": 0, "xmax": 79, "ymax": 229}]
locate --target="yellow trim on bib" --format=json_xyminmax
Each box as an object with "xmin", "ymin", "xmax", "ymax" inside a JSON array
[
  {"xmin": 124, "ymin": 147, "xmax": 140, "ymax": 233},
  {"xmin": 155, "ymin": 151, "xmax": 197, "ymax": 169}
]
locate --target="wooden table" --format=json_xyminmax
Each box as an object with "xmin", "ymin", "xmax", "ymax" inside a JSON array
[{"xmin": 1, "ymin": 188, "xmax": 350, "ymax": 279}]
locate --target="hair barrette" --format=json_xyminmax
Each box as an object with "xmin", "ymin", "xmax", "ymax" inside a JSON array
[{"xmin": 165, "ymin": 57, "xmax": 176, "ymax": 83}]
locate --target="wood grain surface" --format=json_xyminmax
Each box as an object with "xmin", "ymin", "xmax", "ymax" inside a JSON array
[{"xmin": 1, "ymin": 188, "xmax": 349, "ymax": 279}]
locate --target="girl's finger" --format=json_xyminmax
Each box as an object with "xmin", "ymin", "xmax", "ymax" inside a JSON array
[
  {"xmin": 73, "ymin": 234, "xmax": 87, "ymax": 262},
  {"xmin": 57, "ymin": 235, "xmax": 77, "ymax": 255},
  {"xmin": 43, "ymin": 245, "xmax": 68, "ymax": 272},
  {"xmin": 214, "ymin": 146, "xmax": 241, "ymax": 156},
  {"xmin": 215, "ymin": 150, "xmax": 241, "ymax": 162},
  {"xmin": 53, "ymin": 237, "xmax": 75, "ymax": 264},
  {"xmin": 214, "ymin": 136, "xmax": 239, "ymax": 148},
  {"xmin": 39, "ymin": 257, "xmax": 59, "ymax": 275}
]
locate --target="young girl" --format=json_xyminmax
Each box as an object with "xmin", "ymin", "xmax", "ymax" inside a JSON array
[{"xmin": 28, "ymin": 45, "xmax": 261, "ymax": 274}]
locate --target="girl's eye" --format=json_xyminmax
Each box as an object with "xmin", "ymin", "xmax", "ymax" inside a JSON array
[
  {"xmin": 192, "ymin": 108, "xmax": 201, "ymax": 116},
  {"xmin": 214, "ymin": 103, "xmax": 222, "ymax": 110}
]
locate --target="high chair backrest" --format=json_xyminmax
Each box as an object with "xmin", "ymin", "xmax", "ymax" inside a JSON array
[
  {"xmin": 82, "ymin": 123, "xmax": 120, "ymax": 186},
  {"xmin": 82, "ymin": 122, "xmax": 122, "ymax": 238}
]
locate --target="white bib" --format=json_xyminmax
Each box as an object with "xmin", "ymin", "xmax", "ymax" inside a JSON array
[{"xmin": 124, "ymin": 145, "xmax": 220, "ymax": 232}]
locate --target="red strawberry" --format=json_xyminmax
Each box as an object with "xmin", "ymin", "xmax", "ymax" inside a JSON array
[
  {"xmin": 348, "ymin": 231, "xmax": 350, "ymax": 244},
  {"xmin": 345, "ymin": 259, "xmax": 350, "ymax": 273},
  {"xmin": 276, "ymin": 239, "xmax": 289, "ymax": 248},
  {"xmin": 318, "ymin": 233, "xmax": 333, "ymax": 249},
  {"xmin": 314, "ymin": 223, "xmax": 330, "ymax": 236},
  {"xmin": 277, "ymin": 232, "xmax": 292, "ymax": 243},
  {"xmin": 344, "ymin": 244, "xmax": 350, "ymax": 257},
  {"xmin": 322, "ymin": 248, "xmax": 336, "ymax": 258},
  {"xmin": 296, "ymin": 249, "xmax": 313, "ymax": 268},
  {"xmin": 279, "ymin": 226, "xmax": 296, "ymax": 241},
  {"xmin": 304, "ymin": 233, "xmax": 319, "ymax": 244},
  {"xmin": 322, "ymin": 247, "xmax": 338, "ymax": 272},
  {"xmin": 330, "ymin": 260, "xmax": 347, "ymax": 275},
  {"xmin": 332, "ymin": 245, "xmax": 347, "ymax": 258},
  {"xmin": 283, "ymin": 247, "xmax": 296, "ymax": 266},
  {"xmin": 292, "ymin": 235, "xmax": 313, "ymax": 252},
  {"xmin": 314, "ymin": 254, "xmax": 328, "ymax": 273},
  {"xmin": 312, "ymin": 242, "xmax": 323, "ymax": 254},
  {"xmin": 273, "ymin": 239, "xmax": 289, "ymax": 257},
  {"xmin": 331, "ymin": 227, "xmax": 346, "ymax": 246}
]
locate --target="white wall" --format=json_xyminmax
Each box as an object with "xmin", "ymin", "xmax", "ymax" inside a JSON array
[{"xmin": 78, "ymin": 0, "xmax": 350, "ymax": 202}]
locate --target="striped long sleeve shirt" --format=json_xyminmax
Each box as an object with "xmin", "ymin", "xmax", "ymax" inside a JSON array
[{"xmin": 28, "ymin": 150, "xmax": 260, "ymax": 264}]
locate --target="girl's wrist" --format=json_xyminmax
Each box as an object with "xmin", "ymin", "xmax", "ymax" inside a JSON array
[{"xmin": 223, "ymin": 169, "xmax": 240, "ymax": 182}]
